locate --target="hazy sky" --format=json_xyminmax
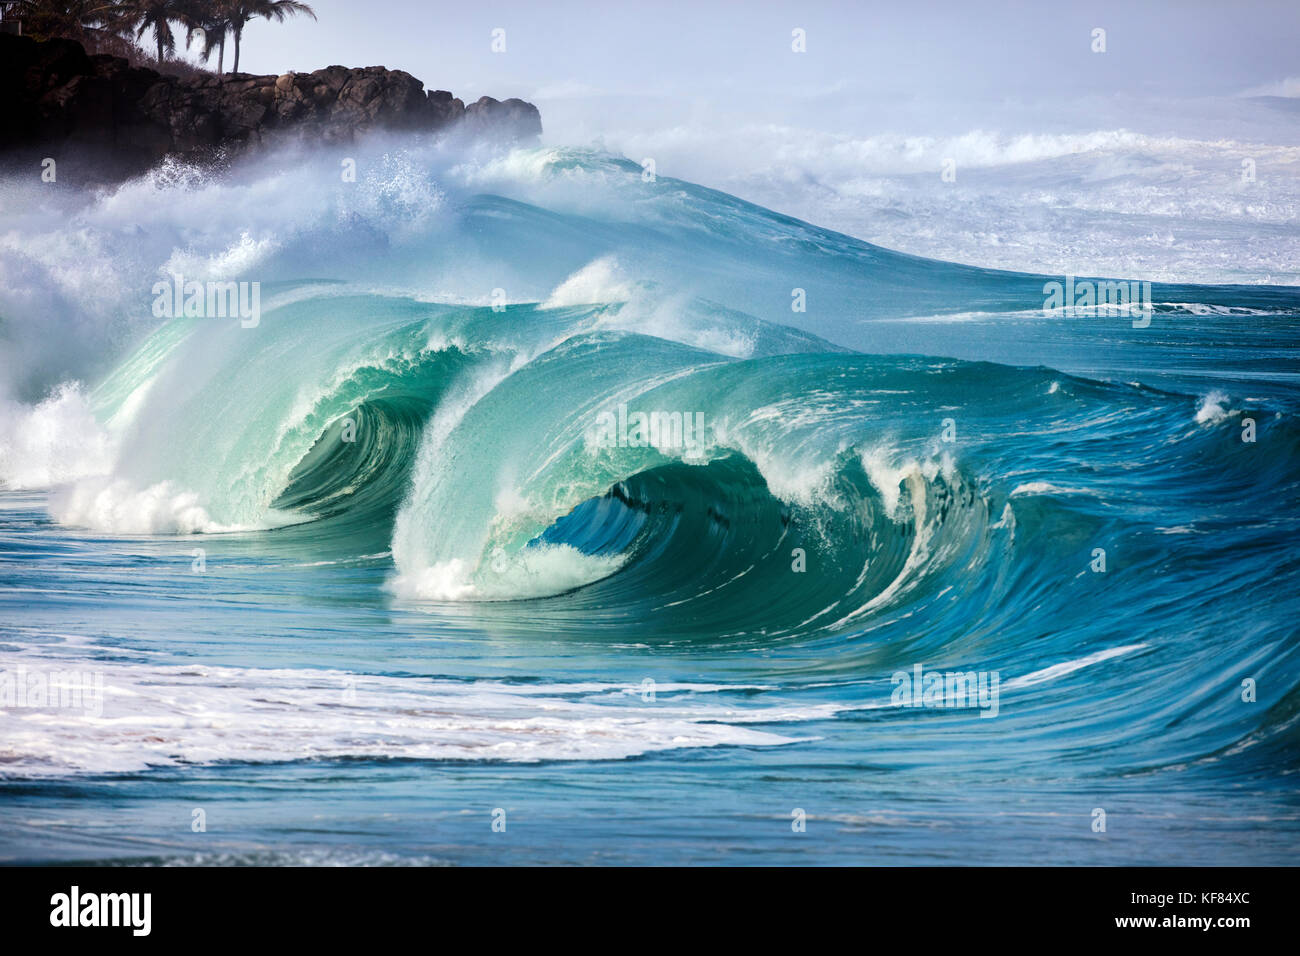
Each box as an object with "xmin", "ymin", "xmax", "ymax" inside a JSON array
[{"xmin": 234, "ymin": 0, "xmax": 1300, "ymax": 106}]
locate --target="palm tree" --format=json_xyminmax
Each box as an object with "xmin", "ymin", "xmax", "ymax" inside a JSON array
[
  {"xmin": 227, "ymin": 0, "xmax": 313, "ymax": 74},
  {"xmin": 116, "ymin": 0, "xmax": 197, "ymax": 65},
  {"xmin": 183, "ymin": 0, "xmax": 233, "ymax": 73}
]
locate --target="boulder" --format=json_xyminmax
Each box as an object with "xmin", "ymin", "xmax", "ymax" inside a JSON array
[{"xmin": 462, "ymin": 96, "xmax": 544, "ymax": 140}]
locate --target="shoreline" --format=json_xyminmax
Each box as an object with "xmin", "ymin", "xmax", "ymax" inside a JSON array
[{"xmin": 0, "ymin": 33, "xmax": 541, "ymax": 184}]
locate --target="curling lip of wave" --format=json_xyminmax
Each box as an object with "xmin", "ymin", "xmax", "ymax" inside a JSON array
[{"xmin": 2, "ymin": 145, "xmax": 1296, "ymax": 623}]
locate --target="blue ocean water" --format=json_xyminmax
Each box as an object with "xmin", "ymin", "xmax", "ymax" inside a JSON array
[{"xmin": 0, "ymin": 145, "xmax": 1297, "ymax": 864}]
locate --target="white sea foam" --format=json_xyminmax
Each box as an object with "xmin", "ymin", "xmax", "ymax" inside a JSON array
[
  {"xmin": 1009, "ymin": 482, "xmax": 1095, "ymax": 498},
  {"xmin": 859, "ymin": 446, "xmax": 918, "ymax": 519},
  {"xmin": 1004, "ymin": 645, "xmax": 1148, "ymax": 690},
  {"xmin": 0, "ymin": 634, "xmax": 1152, "ymax": 779},
  {"xmin": 581, "ymin": 124, "xmax": 1300, "ymax": 284},
  {"xmin": 542, "ymin": 256, "xmax": 633, "ymax": 308},
  {"xmin": 0, "ymin": 649, "xmax": 812, "ymax": 777},
  {"xmin": 0, "ymin": 384, "xmax": 114, "ymax": 490},
  {"xmin": 1195, "ymin": 390, "xmax": 1233, "ymax": 425},
  {"xmin": 388, "ymin": 544, "xmax": 627, "ymax": 602},
  {"xmin": 161, "ymin": 231, "xmax": 280, "ymax": 281},
  {"xmin": 46, "ymin": 477, "xmax": 262, "ymax": 535}
]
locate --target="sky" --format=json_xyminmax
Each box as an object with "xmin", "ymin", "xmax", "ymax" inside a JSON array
[{"xmin": 232, "ymin": 0, "xmax": 1300, "ymax": 116}]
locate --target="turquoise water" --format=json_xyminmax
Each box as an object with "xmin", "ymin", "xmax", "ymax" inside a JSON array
[{"xmin": 1, "ymin": 146, "xmax": 1297, "ymax": 864}]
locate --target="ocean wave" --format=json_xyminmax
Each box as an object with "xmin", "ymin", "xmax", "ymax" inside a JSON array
[{"xmin": 0, "ymin": 141, "xmax": 1296, "ymax": 789}]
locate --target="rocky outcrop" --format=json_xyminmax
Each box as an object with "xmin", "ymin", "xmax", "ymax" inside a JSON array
[{"xmin": 0, "ymin": 33, "xmax": 542, "ymax": 181}]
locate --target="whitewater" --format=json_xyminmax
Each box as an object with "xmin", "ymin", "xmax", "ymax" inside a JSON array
[{"xmin": 0, "ymin": 130, "xmax": 1297, "ymax": 865}]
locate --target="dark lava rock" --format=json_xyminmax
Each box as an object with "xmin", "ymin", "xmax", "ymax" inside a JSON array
[{"xmin": 0, "ymin": 33, "xmax": 542, "ymax": 182}]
